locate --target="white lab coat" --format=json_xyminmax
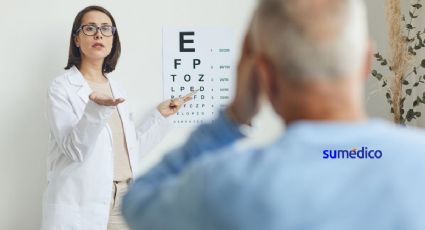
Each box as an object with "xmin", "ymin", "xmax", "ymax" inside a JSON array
[{"xmin": 41, "ymin": 66, "xmax": 172, "ymax": 230}]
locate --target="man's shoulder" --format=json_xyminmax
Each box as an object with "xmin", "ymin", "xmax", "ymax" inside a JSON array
[
  {"xmin": 374, "ymin": 120, "xmax": 425, "ymax": 146},
  {"xmin": 188, "ymin": 145, "xmax": 263, "ymax": 188}
]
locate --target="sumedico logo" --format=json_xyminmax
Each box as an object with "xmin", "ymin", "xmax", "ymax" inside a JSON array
[{"xmin": 322, "ymin": 147, "xmax": 383, "ymax": 159}]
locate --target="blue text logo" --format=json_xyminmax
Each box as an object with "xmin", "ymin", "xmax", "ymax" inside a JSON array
[{"xmin": 322, "ymin": 147, "xmax": 382, "ymax": 159}]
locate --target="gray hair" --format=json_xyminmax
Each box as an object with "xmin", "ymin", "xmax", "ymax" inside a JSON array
[{"xmin": 252, "ymin": 0, "xmax": 369, "ymax": 80}]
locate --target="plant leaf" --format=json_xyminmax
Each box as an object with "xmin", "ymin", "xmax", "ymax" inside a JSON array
[
  {"xmin": 410, "ymin": 11, "xmax": 419, "ymax": 18},
  {"xmin": 407, "ymin": 109, "xmax": 415, "ymax": 122},
  {"xmin": 409, "ymin": 46, "xmax": 417, "ymax": 55},
  {"xmin": 413, "ymin": 3, "xmax": 423, "ymax": 9},
  {"xmin": 413, "ymin": 99, "xmax": 420, "ymax": 107},
  {"xmin": 401, "ymin": 97, "xmax": 406, "ymax": 106}
]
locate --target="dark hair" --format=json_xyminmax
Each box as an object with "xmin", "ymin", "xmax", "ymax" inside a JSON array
[{"xmin": 64, "ymin": 5, "xmax": 121, "ymax": 74}]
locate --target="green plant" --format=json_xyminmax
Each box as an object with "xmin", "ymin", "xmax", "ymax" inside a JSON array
[{"xmin": 371, "ymin": 0, "xmax": 425, "ymax": 125}]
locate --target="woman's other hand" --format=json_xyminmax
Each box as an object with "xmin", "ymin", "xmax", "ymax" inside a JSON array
[
  {"xmin": 89, "ymin": 92, "xmax": 125, "ymax": 106},
  {"xmin": 157, "ymin": 92, "xmax": 193, "ymax": 117}
]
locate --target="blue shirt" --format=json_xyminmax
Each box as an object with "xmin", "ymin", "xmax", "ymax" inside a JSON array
[{"xmin": 122, "ymin": 110, "xmax": 425, "ymax": 230}]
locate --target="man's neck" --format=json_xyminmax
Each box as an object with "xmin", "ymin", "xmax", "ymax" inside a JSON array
[
  {"xmin": 279, "ymin": 77, "xmax": 367, "ymax": 124},
  {"xmin": 280, "ymin": 86, "xmax": 367, "ymax": 125},
  {"xmin": 283, "ymin": 105, "xmax": 367, "ymax": 125}
]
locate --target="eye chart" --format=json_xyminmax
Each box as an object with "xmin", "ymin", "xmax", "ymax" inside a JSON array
[{"xmin": 163, "ymin": 28, "xmax": 236, "ymax": 127}]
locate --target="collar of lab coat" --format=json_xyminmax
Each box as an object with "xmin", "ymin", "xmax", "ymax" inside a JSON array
[
  {"xmin": 66, "ymin": 65, "xmax": 123, "ymax": 104},
  {"xmin": 66, "ymin": 66, "xmax": 91, "ymax": 104}
]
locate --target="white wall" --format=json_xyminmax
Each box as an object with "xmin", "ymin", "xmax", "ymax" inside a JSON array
[
  {"xmin": 0, "ymin": 0, "xmax": 410, "ymax": 229},
  {"xmin": 365, "ymin": 0, "xmax": 391, "ymax": 120}
]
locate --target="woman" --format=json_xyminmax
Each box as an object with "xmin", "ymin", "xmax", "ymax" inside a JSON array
[{"xmin": 42, "ymin": 5, "xmax": 190, "ymax": 230}]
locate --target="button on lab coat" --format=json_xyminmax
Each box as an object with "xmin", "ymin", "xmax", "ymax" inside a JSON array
[{"xmin": 41, "ymin": 66, "xmax": 172, "ymax": 230}]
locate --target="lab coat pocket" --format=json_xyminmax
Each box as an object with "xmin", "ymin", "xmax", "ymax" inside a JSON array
[{"xmin": 41, "ymin": 204, "xmax": 81, "ymax": 230}]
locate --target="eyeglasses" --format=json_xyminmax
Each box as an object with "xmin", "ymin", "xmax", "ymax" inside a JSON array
[{"xmin": 76, "ymin": 24, "xmax": 116, "ymax": 37}]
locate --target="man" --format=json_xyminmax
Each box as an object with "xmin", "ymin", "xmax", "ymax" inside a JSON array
[{"xmin": 122, "ymin": 0, "xmax": 425, "ymax": 229}]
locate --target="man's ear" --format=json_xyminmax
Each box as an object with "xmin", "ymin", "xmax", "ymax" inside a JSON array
[
  {"xmin": 363, "ymin": 40, "xmax": 373, "ymax": 81},
  {"xmin": 256, "ymin": 55, "xmax": 279, "ymax": 101}
]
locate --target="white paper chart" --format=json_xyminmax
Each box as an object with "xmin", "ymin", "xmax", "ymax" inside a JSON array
[{"xmin": 163, "ymin": 27, "xmax": 236, "ymax": 127}]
